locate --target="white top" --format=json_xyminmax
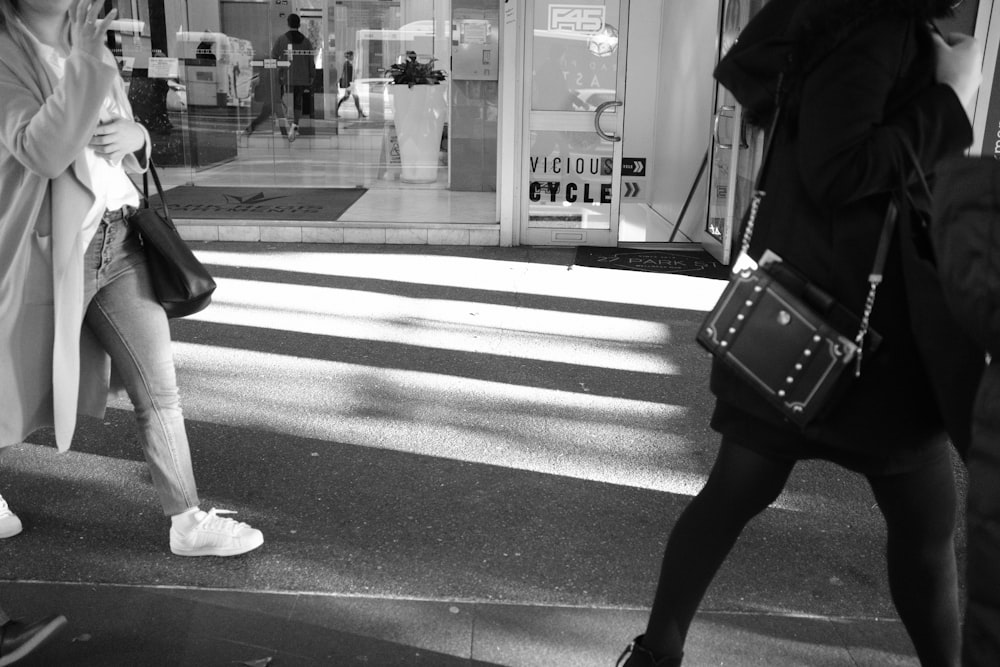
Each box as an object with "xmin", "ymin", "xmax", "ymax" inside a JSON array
[{"xmin": 22, "ymin": 25, "xmax": 141, "ymax": 250}]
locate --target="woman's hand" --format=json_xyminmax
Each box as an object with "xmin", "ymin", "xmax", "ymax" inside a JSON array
[
  {"xmin": 933, "ymin": 31, "xmax": 983, "ymax": 110},
  {"xmin": 69, "ymin": 0, "xmax": 117, "ymax": 60},
  {"xmin": 89, "ymin": 118, "xmax": 145, "ymax": 164}
]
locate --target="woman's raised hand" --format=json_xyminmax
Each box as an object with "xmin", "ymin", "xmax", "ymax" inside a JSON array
[
  {"xmin": 933, "ymin": 31, "xmax": 983, "ymax": 110},
  {"xmin": 69, "ymin": 0, "xmax": 117, "ymax": 60},
  {"xmin": 89, "ymin": 118, "xmax": 146, "ymax": 165}
]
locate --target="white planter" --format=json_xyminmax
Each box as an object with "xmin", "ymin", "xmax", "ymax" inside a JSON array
[{"xmin": 390, "ymin": 84, "xmax": 447, "ymax": 184}]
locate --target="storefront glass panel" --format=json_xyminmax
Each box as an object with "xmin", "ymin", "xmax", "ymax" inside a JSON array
[
  {"xmin": 107, "ymin": 0, "xmax": 499, "ymax": 225},
  {"xmin": 527, "ymin": 131, "xmax": 613, "ymax": 231},
  {"xmin": 523, "ymin": 0, "xmax": 626, "ymax": 246}
]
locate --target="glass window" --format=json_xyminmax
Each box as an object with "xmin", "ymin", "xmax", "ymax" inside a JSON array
[{"xmin": 107, "ymin": 1, "xmax": 499, "ymax": 224}]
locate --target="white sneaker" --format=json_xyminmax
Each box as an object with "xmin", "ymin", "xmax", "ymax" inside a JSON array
[
  {"xmin": 169, "ymin": 508, "xmax": 263, "ymax": 557},
  {"xmin": 287, "ymin": 123, "xmax": 298, "ymax": 142},
  {"xmin": 0, "ymin": 494, "xmax": 23, "ymax": 538}
]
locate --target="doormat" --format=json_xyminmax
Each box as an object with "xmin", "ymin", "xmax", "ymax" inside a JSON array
[
  {"xmin": 151, "ymin": 186, "xmax": 367, "ymax": 221},
  {"xmin": 574, "ymin": 247, "xmax": 731, "ymax": 279}
]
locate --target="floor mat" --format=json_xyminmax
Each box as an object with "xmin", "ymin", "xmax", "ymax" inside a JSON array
[
  {"xmin": 574, "ymin": 246, "xmax": 731, "ymax": 279},
  {"xmin": 153, "ymin": 186, "xmax": 367, "ymax": 221}
]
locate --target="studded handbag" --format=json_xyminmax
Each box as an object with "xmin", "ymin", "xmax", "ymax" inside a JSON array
[{"xmin": 696, "ymin": 88, "xmax": 895, "ymax": 427}]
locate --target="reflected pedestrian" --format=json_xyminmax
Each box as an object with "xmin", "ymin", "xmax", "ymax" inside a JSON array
[
  {"xmin": 271, "ymin": 13, "xmax": 314, "ymax": 142},
  {"xmin": 336, "ymin": 49, "xmax": 365, "ymax": 119},
  {"xmin": 244, "ymin": 62, "xmax": 280, "ymax": 137}
]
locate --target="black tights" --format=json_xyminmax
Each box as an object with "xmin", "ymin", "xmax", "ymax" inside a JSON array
[{"xmin": 642, "ymin": 439, "xmax": 959, "ymax": 666}]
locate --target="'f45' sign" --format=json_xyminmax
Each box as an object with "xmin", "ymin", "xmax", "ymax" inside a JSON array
[{"xmin": 549, "ymin": 4, "xmax": 606, "ymax": 32}]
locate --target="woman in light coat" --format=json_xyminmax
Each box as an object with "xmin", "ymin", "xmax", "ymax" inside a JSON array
[{"xmin": 0, "ymin": 0, "xmax": 263, "ymax": 557}]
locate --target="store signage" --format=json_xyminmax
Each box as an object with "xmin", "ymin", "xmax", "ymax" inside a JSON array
[
  {"xmin": 147, "ymin": 57, "xmax": 178, "ymax": 79},
  {"xmin": 549, "ymin": 5, "xmax": 605, "ymax": 32},
  {"xmin": 621, "ymin": 157, "xmax": 646, "ymax": 176},
  {"xmin": 983, "ymin": 55, "xmax": 1000, "ymax": 159},
  {"xmin": 623, "ymin": 181, "xmax": 641, "ymax": 198},
  {"xmin": 529, "ymin": 181, "xmax": 612, "ymax": 203},
  {"xmin": 530, "ymin": 155, "xmax": 612, "ymax": 177}
]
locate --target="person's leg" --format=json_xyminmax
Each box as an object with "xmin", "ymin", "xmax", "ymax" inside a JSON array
[
  {"xmin": 639, "ymin": 439, "xmax": 795, "ymax": 660},
  {"xmin": 247, "ymin": 101, "xmax": 272, "ymax": 133},
  {"xmin": 353, "ymin": 92, "xmax": 364, "ymax": 117},
  {"xmin": 292, "ymin": 86, "xmax": 303, "ymax": 124},
  {"xmin": 0, "ymin": 470, "xmax": 22, "ymax": 537},
  {"xmin": 83, "ymin": 216, "xmax": 199, "ymax": 517},
  {"xmin": 867, "ymin": 450, "xmax": 960, "ymax": 667},
  {"xmin": 83, "ymin": 214, "xmax": 263, "ymax": 557},
  {"xmin": 286, "ymin": 86, "xmax": 302, "ymax": 141}
]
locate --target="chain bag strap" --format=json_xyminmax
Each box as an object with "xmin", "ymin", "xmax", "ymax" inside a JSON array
[
  {"xmin": 736, "ymin": 73, "xmax": 899, "ymax": 378},
  {"xmin": 695, "ymin": 36, "xmax": 937, "ymax": 426}
]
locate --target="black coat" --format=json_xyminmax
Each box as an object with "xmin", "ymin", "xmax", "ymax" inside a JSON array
[
  {"xmin": 710, "ymin": 2, "xmax": 982, "ymax": 470},
  {"xmin": 931, "ymin": 158, "xmax": 1000, "ymax": 666}
]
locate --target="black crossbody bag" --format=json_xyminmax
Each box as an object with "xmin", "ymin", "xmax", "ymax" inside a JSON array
[{"xmin": 696, "ymin": 77, "xmax": 895, "ymax": 427}]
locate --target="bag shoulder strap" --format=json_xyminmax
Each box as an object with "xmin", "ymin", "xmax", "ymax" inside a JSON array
[
  {"xmin": 736, "ymin": 69, "xmax": 903, "ymax": 376},
  {"xmin": 738, "ymin": 72, "xmax": 786, "ymax": 259},
  {"xmin": 130, "ymin": 161, "xmax": 171, "ymax": 219}
]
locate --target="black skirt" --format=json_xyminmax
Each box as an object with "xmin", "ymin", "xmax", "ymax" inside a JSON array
[{"xmin": 710, "ymin": 394, "xmax": 950, "ymax": 476}]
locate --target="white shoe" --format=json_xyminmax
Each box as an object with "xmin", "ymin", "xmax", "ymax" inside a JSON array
[
  {"xmin": 0, "ymin": 494, "xmax": 23, "ymax": 538},
  {"xmin": 287, "ymin": 123, "xmax": 298, "ymax": 142},
  {"xmin": 169, "ymin": 508, "xmax": 263, "ymax": 557}
]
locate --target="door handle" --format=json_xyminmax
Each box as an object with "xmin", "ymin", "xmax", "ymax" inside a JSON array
[
  {"xmin": 713, "ymin": 105, "xmax": 748, "ymax": 149},
  {"xmin": 594, "ymin": 100, "xmax": 623, "ymax": 142},
  {"xmin": 713, "ymin": 105, "xmax": 736, "ymax": 149}
]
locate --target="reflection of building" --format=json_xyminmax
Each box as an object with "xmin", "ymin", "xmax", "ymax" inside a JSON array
[{"xmin": 100, "ymin": 1, "xmax": 985, "ymax": 251}]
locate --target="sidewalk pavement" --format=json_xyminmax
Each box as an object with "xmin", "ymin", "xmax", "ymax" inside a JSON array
[
  {"xmin": 4, "ymin": 581, "xmax": 918, "ymax": 666},
  {"xmin": 2, "ymin": 244, "xmax": 940, "ymax": 666}
]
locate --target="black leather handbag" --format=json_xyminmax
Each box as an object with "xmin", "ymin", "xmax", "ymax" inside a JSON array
[
  {"xmin": 696, "ymin": 90, "xmax": 893, "ymax": 428},
  {"xmin": 128, "ymin": 162, "xmax": 216, "ymax": 318}
]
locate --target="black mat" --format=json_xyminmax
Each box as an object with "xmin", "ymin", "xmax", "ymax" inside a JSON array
[
  {"xmin": 574, "ymin": 246, "xmax": 731, "ymax": 279},
  {"xmin": 154, "ymin": 186, "xmax": 367, "ymax": 221}
]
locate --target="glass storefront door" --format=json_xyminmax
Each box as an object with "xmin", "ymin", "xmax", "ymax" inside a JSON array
[
  {"xmin": 520, "ymin": 0, "xmax": 746, "ymax": 257},
  {"xmin": 702, "ymin": 0, "xmax": 768, "ymax": 263},
  {"xmin": 107, "ymin": 0, "xmax": 499, "ymax": 226},
  {"xmin": 521, "ymin": 0, "xmax": 629, "ymax": 246}
]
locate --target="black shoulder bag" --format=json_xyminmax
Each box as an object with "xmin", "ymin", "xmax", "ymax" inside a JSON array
[
  {"xmin": 696, "ymin": 77, "xmax": 896, "ymax": 427},
  {"xmin": 128, "ymin": 162, "xmax": 217, "ymax": 318}
]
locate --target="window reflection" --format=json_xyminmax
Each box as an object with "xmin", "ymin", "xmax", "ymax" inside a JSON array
[{"xmin": 103, "ymin": 0, "xmax": 499, "ymax": 211}]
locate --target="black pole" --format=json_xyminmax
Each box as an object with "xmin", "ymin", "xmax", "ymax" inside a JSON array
[
  {"xmin": 147, "ymin": 0, "xmax": 167, "ymax": 56},
  {"xmin": 668, "ymin": 148, "xmax": 709, "ymax": 244}
]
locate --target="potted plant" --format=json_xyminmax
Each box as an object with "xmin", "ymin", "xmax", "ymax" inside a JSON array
[{"xmin": 385, "ymin": 52, "xmax": 448, "ymax": 183}]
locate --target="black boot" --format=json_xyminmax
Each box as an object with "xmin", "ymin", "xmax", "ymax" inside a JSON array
[{"xmin": 615, "ymin": 635, "xmax": 683, "ymax": 667}]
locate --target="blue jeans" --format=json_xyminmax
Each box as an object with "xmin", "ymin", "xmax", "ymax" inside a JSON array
[{"xmin": 82, "ymin": 208, "xmax": 200, "ymax": 516}]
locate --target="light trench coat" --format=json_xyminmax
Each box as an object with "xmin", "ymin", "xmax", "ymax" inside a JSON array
[{"xmin": 0, "ymin": 22, "xmax": 150, "ymax": 452}]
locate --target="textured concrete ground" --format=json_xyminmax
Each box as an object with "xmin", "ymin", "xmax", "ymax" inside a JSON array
[{"xmin": 2, "ymin": 244, "xmax": 961, "ymax": 665}]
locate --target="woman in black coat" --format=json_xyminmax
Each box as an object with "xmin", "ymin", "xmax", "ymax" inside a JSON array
[
  {"xmin": 618, "ymin": 1, "xmax": 983, "ymax": 665},
  {"xmin": 932, "ymin": 157, "xmax": 1000, "ymax": 666}
]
